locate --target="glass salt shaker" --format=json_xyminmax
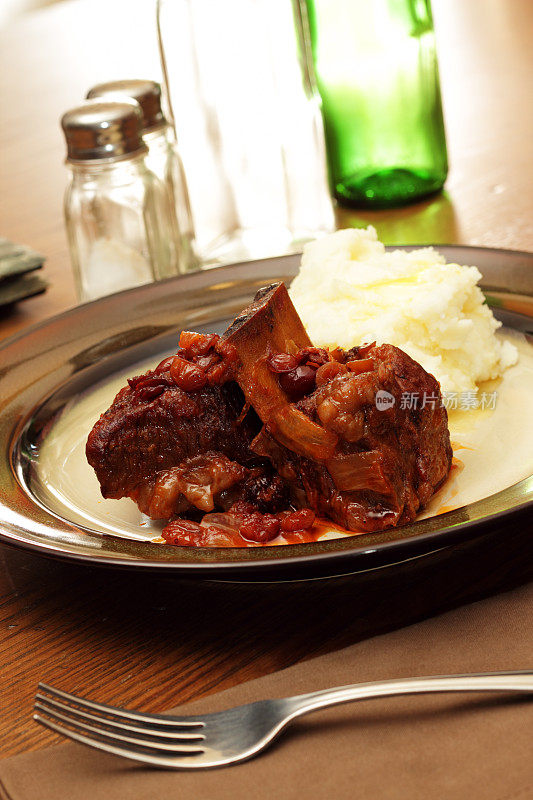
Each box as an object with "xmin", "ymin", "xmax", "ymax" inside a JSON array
[
  {"xmin": 61, "ymin": 100, "xmax": 176, "ymax": 303},
  {"xmin": 87, "ymin": 80, "xmax": 199, "ymax": 273}
]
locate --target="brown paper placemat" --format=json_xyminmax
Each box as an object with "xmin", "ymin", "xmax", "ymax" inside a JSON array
[{"xmin": 1, "ymin": 582, "xmax": 532, "ymax": 800}]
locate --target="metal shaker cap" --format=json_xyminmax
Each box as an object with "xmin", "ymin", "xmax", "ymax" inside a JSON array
[
  {"xmin": 61, "ymin": 100, "xmax": 147, "ymax": 163},
  {"xmin": 86, "ymin": 80, "xmax": 166, "ymax": 133}
]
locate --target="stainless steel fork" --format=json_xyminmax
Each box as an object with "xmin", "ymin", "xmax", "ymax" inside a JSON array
[{"xmin": 34, "ymin": 671, "xmax": 533, "ymax": 769}]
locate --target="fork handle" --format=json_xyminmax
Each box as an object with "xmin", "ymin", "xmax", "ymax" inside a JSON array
[{"xmin": 286, "ymin": 671, "xmax": 533, "ymax": 719}]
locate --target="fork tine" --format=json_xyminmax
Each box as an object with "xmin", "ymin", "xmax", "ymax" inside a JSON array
[
  {"xmin": 35, "ymin": 694, "xmax": 205, "ymax": 742},
  {"xmin": 33, "ymin": 714, "xmax": 203, "ymax": 769},
  {"xmin": 38, "ymin": 682, "xmax": 203, "ymax": 729},
  {"xmin": 34, "ymin": 704, "xmax": 205, "ymax": 755}
]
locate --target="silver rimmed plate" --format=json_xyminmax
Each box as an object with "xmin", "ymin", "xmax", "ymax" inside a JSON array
[{"xmin": 1, "ymin": 246, "xmax": 532, "ymax": 580}]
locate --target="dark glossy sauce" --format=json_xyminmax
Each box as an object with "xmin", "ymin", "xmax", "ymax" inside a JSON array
[
  {"xmin": 161, "ymin": 457, "xmax": 461, "ymax": 548},
  {"xmin": 160, "ymin": 513, "xmax": 354, "ymax": 548},
  {"xmin": 280, "ymin": 518, "xmax": 352, "ymax": 545}
]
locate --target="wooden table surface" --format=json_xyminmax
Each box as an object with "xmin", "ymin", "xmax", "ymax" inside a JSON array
[{"xmin": 1, "ymin": 0, "xmax": 532, "ymax": 760}]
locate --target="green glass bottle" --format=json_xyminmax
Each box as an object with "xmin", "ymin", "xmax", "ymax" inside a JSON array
[{"xmin": 297, "ymin": 0, "xmax": 448, "ymax": 208}]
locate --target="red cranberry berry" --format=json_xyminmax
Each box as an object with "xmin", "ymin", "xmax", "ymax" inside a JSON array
[
  {"xmin": 239, "ymin": 513, "xmax": 281, "ymax": 543},
  {"xmin": 279, "ymin": 364, "xmax": 317, "ymax": 400},
  {"xmin": 170, "ymin": 357, "xmax": 207, "ymax": 391},
  {"xmin": 267, "ymin": 353, "xmax": 300, "ymax": 373},
  {"xmin": 280, "ymin": 509, "xmax": 316, "ymax": 532}
]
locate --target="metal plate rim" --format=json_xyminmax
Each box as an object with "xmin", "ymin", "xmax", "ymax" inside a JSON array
[{"xmin": 1, "ymin": 244, "xmax": 532, "ymax": 578}]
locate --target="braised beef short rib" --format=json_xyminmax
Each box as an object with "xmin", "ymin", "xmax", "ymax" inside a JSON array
[{"xmin": 86, "ymin": 283, "xmax": 452, "ymax": 538}]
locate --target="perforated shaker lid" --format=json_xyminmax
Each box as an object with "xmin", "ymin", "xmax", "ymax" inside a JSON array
[
  {"xmin": 61, "ymin": 99, "xmax": 148, "ymax": 163},
  {"xmin": 86, "ymin": 80, "xmax": 166, "ymax": 133}
]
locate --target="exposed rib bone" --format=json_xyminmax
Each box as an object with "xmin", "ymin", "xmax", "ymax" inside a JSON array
[{"xmin": 224, "ymin": 283, "xmax": 338, "ymax": 461}]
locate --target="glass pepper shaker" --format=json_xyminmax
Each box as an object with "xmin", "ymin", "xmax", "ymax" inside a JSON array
[
  {"xmin": 86, "ymin": 80, "xmax": 199, "ymax": 273},
  {"xmin": 61, "ymin": 100, "xmax": 176, "ymax": 303}
]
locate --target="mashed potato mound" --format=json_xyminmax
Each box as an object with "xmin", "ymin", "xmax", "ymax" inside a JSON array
[{"xmin": 289, "ymin": 227, "xmax": 518, "ymax": 394}]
